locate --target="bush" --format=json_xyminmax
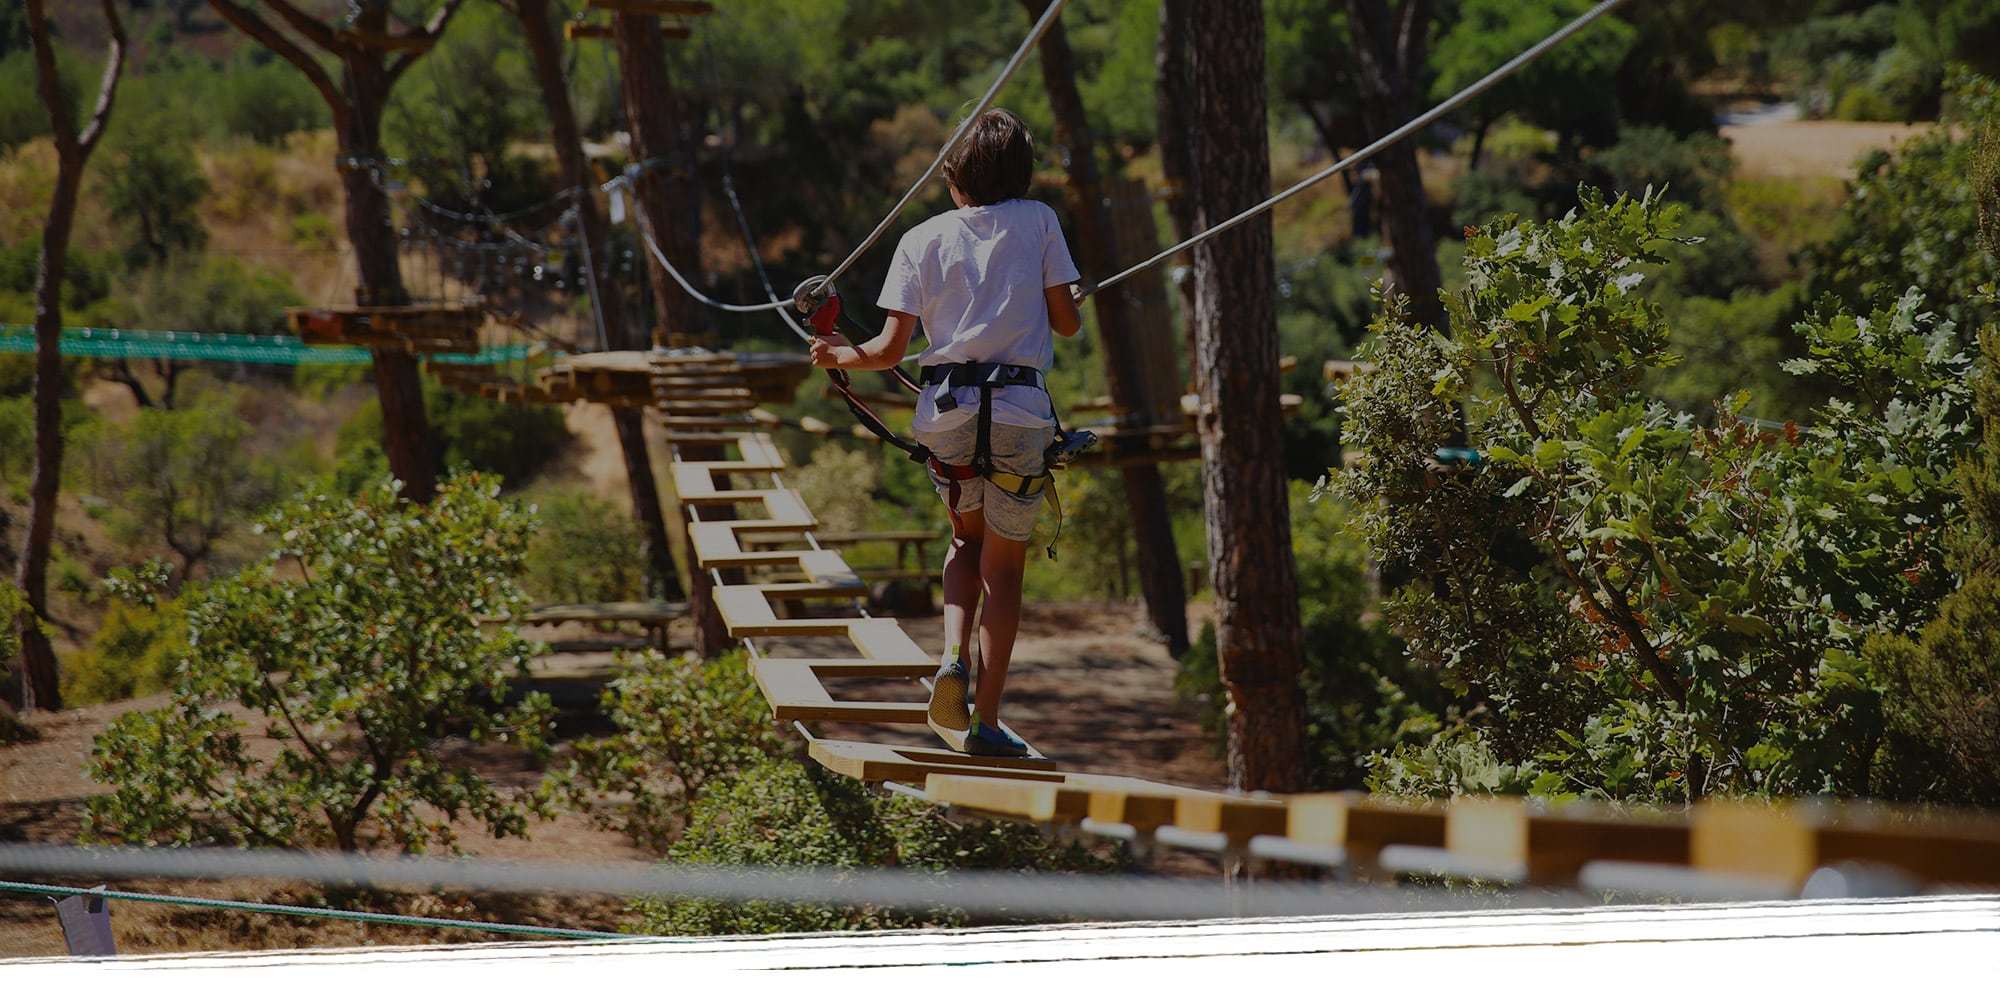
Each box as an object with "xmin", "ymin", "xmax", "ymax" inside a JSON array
[
  {"xmin": 554, "ymin": 648, "xmax": 792, "ymax": 853},
  {"xmin": 1586, "ymin": 126, "xmax": 1735, "ymax": 213},
  {"xmin": 337, "ymin": 379, "xmax": 571, "ymax": 492},
  {"xmin": 101, "ymin": 109, "xmax": 209, "ymax": 266},
  {"xmin": 63, "ymin": 592, "xmax": 189, "ymax": 706},
  {"xmin": 1177, "ymin": 482, "xmax": 1436, "ymax": 789},
  {"xmin": 1337, "ymin": 190, "xmax": 1977, "ymax": 802},
  {"xmin": 84, "ymin": 475, "xmax": 556, "ymax": 852},
  {"xmin": 520, "ymin": 490, "xmax": 646, "ymax": 605},
  {"xmin": 628, "ymin": 758, "xmax": 1119, "ymax": 936}
]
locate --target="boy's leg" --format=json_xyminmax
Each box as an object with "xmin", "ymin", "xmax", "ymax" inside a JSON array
[
  {"xmin": 941, "ymin": 506, "xmax": 984, "ymax": 662},
  {"xmin": 929, "ymin": 505, "xmax": 982, "ymax": 736},
  {"xmin": 972, "ymin": 526, "xmax": 1028, "ymax": 726}
]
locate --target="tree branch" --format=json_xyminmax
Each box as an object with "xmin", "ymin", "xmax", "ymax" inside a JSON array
[
  {"xmin": 74, "ymin": 0, "xmax": 128, "ymax": 155},
  {"xmin": 206, "ymin": 0, "xmax": 350, "ymax": 127},
  {"xmin": 260, "ymin": 0, "xmax": 341, "ymax": 51},
  {"xmin": 387, "ymin": 0, "xmax": 469, "ymax": 82}
]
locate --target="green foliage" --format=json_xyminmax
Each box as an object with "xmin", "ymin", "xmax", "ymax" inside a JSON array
[
  {"xmin": 1587, "ymin": 126, "xmax": 1736, "ymax": 214},
  {"xmin": 787, "ymin": 443, "xmax": 879, "ymax": 536},
  {"xmin": 71, "ymin": 389, "xmax": 284, "ymax": 581},
  {"xmin": 63, "ymin": 588, "xmax": 189, "ymax": 705},
  {"xmin": 1807, "ymin": 70, "xmax": 2000, "ymax": 331},
  {"xmin": 1338, "ymin": 190, "xmax": 1978, "ymax": 801},
  {"xmin": 384, "ymin": 3, "xmax": 549, "ymax": 219},
  {"xmin": 519, "ymin": 490, "xmax": 646, "ymax": 605},
  {"xmin": 1431, "ymin": 0, "xmax": 1637, "ymax": 151},
  {"xmin": 1864, "ymin": 313, "xmax": 2000, "ymax": 805},
  {"xmin": 103, "ymin": 252, "xmax": 300, "ymax": 335},
  {"xmin": 628, "ymin": 757, "xmax": 1118, "ymax": 936},
  {"xmin": 337, "ymin": 379, "xmax": 571, "ymax": 492},
  {"xmin": 554, "ymin": 648, "xmax": 790, "ymax": 853},
  {"xmin": 0, "ymin": 393, "xmax": 29, "ymax": 487},
  {"xmin": 84, "ymin": 475, "xmax": 556, "ymax": 852},
  {"xmin": 101, "ymin": 105, "xmax": 209, "ymax": 266},
  {"xmin": 211, "ymin": 53, "xmax": 329, "ymax": 145},
  {"xmin": 1177, "ymin": 482, "xmax": 1435, "ymax": 788},
  {"xmin": 0, "ymin": 45, "xmax": 84, "ymax": 152}
]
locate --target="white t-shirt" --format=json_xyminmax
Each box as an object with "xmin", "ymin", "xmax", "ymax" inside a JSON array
[{"xmin": 877, "ymin": 198, "xmax": 1081, "ymax": 433}]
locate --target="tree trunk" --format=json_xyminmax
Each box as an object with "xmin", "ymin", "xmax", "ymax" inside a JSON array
[
  {"xmin": 517, "ymin": 0, "xmax": 683, "ymax": 603},
  {"xmin": 615, "ymin": 10, "xmax": 727, "ymax": 650},
  {"xmin": 1023, "ymin": 1, "xmax": 1188, "ymax": 656},
  {"xmin": 1156, "ymin": 0, "xmax": 1200, "ymax": 384},
  {"xmin": 1187, "ymin": 0, "xmax": 1305, "ymax": 793},
  {"xmin": 336, "ymin": 101, "xmax": 437, "ymax": 504},
  {"xmin": 615, "ymin": 12, "xmax": 708, "ymax": 348},
  {"xmin": 13, "ymin": 166, "xmax": 79, "ymax": 712},
  {"xmin": 15, "ymin": 0, "xmax": 123, "ymax": 712},
  {"xmin": 1344, "ymin": 0, "xmax": 1445, "ymax": 331}
]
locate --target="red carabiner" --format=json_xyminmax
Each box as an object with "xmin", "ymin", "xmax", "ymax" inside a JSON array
[{"xmin": 806, "ymin": 290, "xmax": 843, "ymax": 337}]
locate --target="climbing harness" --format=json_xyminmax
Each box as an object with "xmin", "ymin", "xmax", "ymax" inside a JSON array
[{"xmin": 793, "ymin": 278, "xmax": 1092, "ymax": 559}]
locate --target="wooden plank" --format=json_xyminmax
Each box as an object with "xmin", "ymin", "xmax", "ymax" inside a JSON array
[
  {"xmin": 673, "ymin": 489, "xmax": 814, "ymax": 530},
  {"xmin": 928, "ymin": 773, "xmax": 1218, "ymax": 825},
  {"xmin": 713, "ymin": 586, "xmax": 866, "ymax": 638},
  {"xmin": 688, "ymin": 523, "xmax": 818, "ymax": 569},
  {"xmin": 809, "ymin": 739, "xmax": 1061, "ymax": 785},
  {"xmin": 1445, "ymin": 797, "xmax": 1689, "ymax": 886},
  {"xmin": 848, "ymin": 619, "xmax": 932, "ymax": 663},
  {"xmin": 750, "ymin": 661, "xmax": 928, "ymax": 724},
  {"xmin": 1692, "ymin": 801, "xmax": 2000, "ymax": 890},
  {"xmin": 1286, "ymin": 793, "xmax": 1446, "ymax": 876},
  {"xmin": 1174, "ymin": 793, "xmax": 1289, "ymax": 844},
  {"xmin": 566, "ymin": 21, "xmax": 690, "ymax": 39}
]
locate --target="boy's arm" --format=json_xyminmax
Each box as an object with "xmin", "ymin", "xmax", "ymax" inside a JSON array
[
  {"xmin": 1045, "ymin": 284, "xmax": 1081, "ymax": 338},
  {"xmin": 808, "ymin": 311, "xmax": 917, "ymax": 371}
]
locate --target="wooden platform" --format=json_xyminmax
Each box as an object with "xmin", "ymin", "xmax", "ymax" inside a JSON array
[{"xmin": 288, "ymin": 305, "xmax": 483, "ymax": 354}]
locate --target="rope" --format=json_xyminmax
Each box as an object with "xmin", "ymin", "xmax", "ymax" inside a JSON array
[
  {"xmin": 627, "ymin": 197, "xmax": 792, "ymax": 313},
  {"xmin": 721, "ymin": 171, "xmax": 812, "ymax": 341},
  {"xmin": 812, "ymin": 0, "xmax": 1070, "ymax": 298},
  {"xmin": 1081, "ymin": 0, "xmax": 1634, "ymax": 299},
  {"xmin": 0, "ymin": 880, "xmax": 632, "ymax": 941}
]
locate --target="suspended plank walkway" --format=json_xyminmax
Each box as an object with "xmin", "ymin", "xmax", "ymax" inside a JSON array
[{"xmin": 657, "ymin": 352, "xmax": 2000, "ymax": 899}]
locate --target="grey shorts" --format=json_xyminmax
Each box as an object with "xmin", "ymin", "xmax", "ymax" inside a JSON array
[{"xmin": 920, "ymin": 421, "xmax": 1055, "ymax": 542}]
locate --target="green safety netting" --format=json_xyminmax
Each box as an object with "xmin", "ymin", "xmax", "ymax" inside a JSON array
[{"xmin": 0, "ymin": 326, "xmax": 535, "ymax": 366}]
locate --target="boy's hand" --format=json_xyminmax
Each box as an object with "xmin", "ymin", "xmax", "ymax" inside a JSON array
[{"xmin": 807, "ymin": 332, "xmax": 853, "ymax": 368}]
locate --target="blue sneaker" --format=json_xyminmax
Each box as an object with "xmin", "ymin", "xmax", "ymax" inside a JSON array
[{"xmin": 963, "ymin": 721, "xmax": 1029, "ymax": 758}]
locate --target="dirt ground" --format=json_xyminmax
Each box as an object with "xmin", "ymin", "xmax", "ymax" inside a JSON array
[
  {"xmin": 0, "ymin": 600, "xmax": 1221, "ymax": 959},
  {"xmin": 1721, "ymin": 118, "xmax": 1934, "ymax": 180}
]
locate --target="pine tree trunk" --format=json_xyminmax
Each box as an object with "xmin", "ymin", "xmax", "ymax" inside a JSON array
[
  {"xmin": 1156, "ymin": 0, "xmax": 1200, "ymax": 384},
  {"xmin": 518, "ymin": 0, "xmax": 683, "ymax": 602},
  {"xmin": 1345, "ymin": 0, "xmax": 1445, "ymax": 331},
  {"xmin": 614, "ymin": 12, "xmax": 727, "ymax": 652},
  {"xmin": 1024, "ymin": 1, "xmax": 1188, "ymax": 655},
  {"xmin": 1187, "ymin": 0, "xmax": 1305, "ymax": 793}
]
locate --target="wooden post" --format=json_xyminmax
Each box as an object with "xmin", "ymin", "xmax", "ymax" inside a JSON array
[
  {"xmin": 613, "ymin": 9, "xmax": 711, "ymax": 348},
  {"xmin": 1187, "ymin": 0, "xmax": 1306, "ymax": 793}
]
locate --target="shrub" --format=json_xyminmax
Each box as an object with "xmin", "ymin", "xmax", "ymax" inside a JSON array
[
  {"xmin": 628, "ymin": 758, "xmax": 1118, "ymax": 936},
  {"xmin": 102, "ymin": 110, "xmax": 209, "ymax": 266},
  {"xmin": 84, "ymin": 475, "xmax": 556, "ymax": 852},
  {"xmin": 554, "ymin": 648, "xmax": 791, "ymax": 853},
  {"xmin": 520, "ymin": 490, "xmax": 647, "ymax": 605},
  {"xmin": 1586, "ymin": 126, "xmax": 1736, "ymax": 214},
  {"xmin": 63, "ymin": 583, "xmax": 189, "ymax": 706},
  {"xmin": 1337, "ymin": 190, "xmax": 1977, "ymax": 802},
  {"xmin": 337, "ymin": 379, "xmax": 570, "ymax": 492},
  {"xmin": 1177, "ymin": 482, "xmax": 1436, "ymax": 789},
  {"xmin": 1807, "ymin": 70, "xmax": 2000, "ymax": 333}
]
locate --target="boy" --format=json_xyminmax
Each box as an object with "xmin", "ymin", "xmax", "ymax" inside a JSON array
[{"xmin": 807, "ymin": 108, "xmax": 1081, "ymax": 758}]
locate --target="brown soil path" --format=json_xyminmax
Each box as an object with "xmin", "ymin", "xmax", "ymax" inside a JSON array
[{"xmin": 0, "ymin": 600, "xmax": 1220, "ymax": 958}]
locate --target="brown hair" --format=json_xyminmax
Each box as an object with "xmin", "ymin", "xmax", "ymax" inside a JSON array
[{"xmin": 941, "ymin": 109, "xmax": 1035, "ymax": 206}]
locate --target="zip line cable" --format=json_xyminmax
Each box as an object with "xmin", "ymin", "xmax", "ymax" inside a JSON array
[
  {"xmin": 1080, "ymin": 0, "xmax": 1634, "ymax": 299},
  {"xmin": 0, "ymin": 880, "xmax": 632, "ymax": 942}
]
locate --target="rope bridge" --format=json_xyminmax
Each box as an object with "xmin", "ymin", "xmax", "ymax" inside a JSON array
[{"xmin": 0, "ymin": 325, "xmax": 533, "ymax": 367}]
